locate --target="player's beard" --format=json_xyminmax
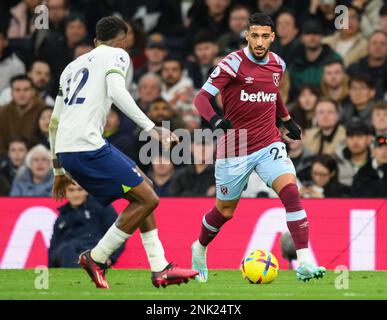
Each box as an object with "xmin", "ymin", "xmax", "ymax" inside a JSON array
[{"xmin": 249, "ymin": 44, "xmax": 270, "ymax": 61}]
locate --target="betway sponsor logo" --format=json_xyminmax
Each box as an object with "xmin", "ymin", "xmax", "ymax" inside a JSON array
[{"xmin": 240, "ymin": 89, "xmax": 277, "ymax": 102}]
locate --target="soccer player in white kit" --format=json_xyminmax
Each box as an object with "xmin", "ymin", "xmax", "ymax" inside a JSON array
[{"xmin": 48, "ymin": 16, "xmax": 198, "ymax": 288}]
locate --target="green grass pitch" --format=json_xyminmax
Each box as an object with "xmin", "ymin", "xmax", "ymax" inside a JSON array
[{"xmin": 0, "ymin": 269, "xmax": 386, "ymax": 300}]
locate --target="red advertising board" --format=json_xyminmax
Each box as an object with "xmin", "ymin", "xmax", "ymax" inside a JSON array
[{"xmin": 0, "ymin": 198, "xmax": 386, "ymax": 270}]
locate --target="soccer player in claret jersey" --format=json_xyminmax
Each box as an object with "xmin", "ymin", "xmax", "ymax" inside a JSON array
[
  {"xmin": 191, "ymin": 12, "xmax": 326, "ymax": 282},
  {"xmin": 48, "ymin": 16, "xmax": 198, "ymax": 289}
]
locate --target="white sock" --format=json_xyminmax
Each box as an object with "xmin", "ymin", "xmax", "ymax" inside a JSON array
[
  {"xmin": 91, "ymin": 223, "xmax": 130, "ymax": 264},
  {"xmin": 140, "ymin": 229, "xmax": 169, "ymax": 272},
  {"xmin": 195, "ymin": 240, "xmax": 207, "ymax": 253},
  {"xmin": 296, "ymin": 248, "xmax": 311, "ymax": 265}
]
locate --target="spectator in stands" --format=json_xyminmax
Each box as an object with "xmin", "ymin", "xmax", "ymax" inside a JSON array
[
  {"xmin": 0, "ymin": 175, "xmax": 9, "ymax": 195},
  {"xmin": 73, "ymin": 41, "xmax": 94, "ymax": 59},
  {"xmin": 0, "ymin": 60, "xmax": 54, "ymax": 107},
  {"xmin": 320, "ymin": 60, "xmax": 349, "ymax": 108},
  {"xmin": 218, "ymin": 4, "xmax": 251, "ymax": 54},
  {"xmin": 351, "ymin": 134, "xmax": 387, "ymax": 197},
  {"xmin": 335, "ymin": 122, "xmax": 372, "ymax": 187},
  {"xmin": 169, "ymin": 134, "xmax": 215, "ymax": 197},
  {"xmin": 10, "ymin": 144, "xmax": 53, "ymax": 197},
  {"xmin": 306, "ymin": 0, "xmax": 337, "ymax": 35},
  {"xmin": 289, "ymin": 85, "xmax": 319, "ymax": 130},
  {"xmin": 341, "ymin": 74, "xmax": 376, "ymax": 127},
  {"xmin": 185, "ymin": 0, "xmax": 232, "ymax": 57},
  {"xmin": 347, "ymin": 30, "xmax": 387, "ymax": 100},
  {"xmin": 322, "ymin": 5, "xmax": 368, "ymax": 67},
  {"xmin": 126, "ymin": 20, "xmax": 146, "ymax": 70},
  {"xmin": 187, "ymin": 32, "xmax": 220, "ymax": 89},
  {"xmin": 37, "ymin": 12, "xmax": 89, "ymax": 95},
  {"xmin": 48, "ymin": 181, "xmax": 124, "ymax": 268},
  {"xmin": 134, "ymin": 33, "xmax": 169, "ymax": 83},
  {"xmin": 352, "ymin": 0, "xmax": 383, "ymax": 38},
  {"xmin": 0, "ymin": 75, "xmax": 46, "ymax": 154},
  {"xmin": 33, "ymin": 0, "xmax": 70, "ymax": 54},
  {"xmin": 31, "ymin": 106, "xmax": 53, "ymax": 150},
  {"xmin": 304, "ymin": 97, "xmax": 346, "ymax": 155},
  {"xmin": 372, "ymin": 101, "xmax": 387, "ymax": 136},
  {"xmin": 257, "ymin": 0, "xmax": 286, "ymax": 22},
  {"xmin": 147, "ymin": 97, "xmax": 186, "ymax": 131},
  {"xmin": 148, "ymin": 154, "xmax": 175, "ymax": 197},
  {"xmin": 103, "ymin": 106, "xmax": 133, "ymax": 157},
  {"xmin": 0, "ymin": 137, "xmax": 28, "ymax": 189},
  {"xmin": 300, "ymin": 154, "xmax": 350, "ymax": 198},
  {"xmin": 0, "ymin": 29, "xmax": 25, "ymax": 92},
  {"xmin": 274, "ymin": 9, "xmax": 300, "ymax": 65},
  {"xmin": 136, "ymin": 73, "xmax": 162, "ymax": 112},
  {"xmin": 287, "ymin": 135, "xmax": 315, "ymax": 182},
  {"xmin": 7, "ymin": 0, "xmax": 42, "ymax": 39},
  {"xmin": 288, "ymin": 20, "xmax": 341, "ymax": 101},
  {"xmin": 160, "ymin": 58, "xmax": 196, "ymax": 116}
]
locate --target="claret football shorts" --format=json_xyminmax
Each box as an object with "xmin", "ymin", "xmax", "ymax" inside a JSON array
[{"xmin": 215, "ymin": 141, "xmax": 296, "ymax": 200}]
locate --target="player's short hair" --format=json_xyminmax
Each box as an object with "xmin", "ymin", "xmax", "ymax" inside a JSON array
[
  {"xmin": 6, "ymin": 136, "xmax": 28, "ymax": 151},
  {"xmin": 372, "ymin": 100, "xmax": 387, "ymax": 113},
  {"xmin": 193, "ymin": 31, "xmax": 217, "ymax": 47},
  {"xmin": 96, "ymin": 16, "xmax": 128, "ymax": 42},
  {"xmin": 27, "ymin": 59, "xmax": 50, "ymax": 73},
  {"xmin": 348, "ymin": 73, "xmax": 375, "ymax": 89},
  {"xmin": 248, "ymin": 12, "xmax": 275, "ymax": 32},
  {"xmin": 162, "ymin": 57, "xmax": 184, "ymax": 71},
  {"xmin": 323, "ymin": 59, "xmax": 344, "ymax": 70},
  {"xmin": 10, "ymin": 75, "xmax": 33, "ymax": 88}
]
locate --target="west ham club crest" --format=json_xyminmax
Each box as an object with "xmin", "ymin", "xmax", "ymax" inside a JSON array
[{"xmin": 273, "ymin": 73, "xmax": 280, "ymax": 87}]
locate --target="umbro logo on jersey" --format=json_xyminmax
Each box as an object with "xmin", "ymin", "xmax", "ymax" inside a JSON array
[
  {"xmin": 240, "ymin": 89, "xmax": 277, "ymax": 102},
  {"xmin": 244, "ymin": 77, "xmax": 254, "ymax": 84}
]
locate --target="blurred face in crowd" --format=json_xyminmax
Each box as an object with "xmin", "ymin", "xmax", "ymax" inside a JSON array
[
  {"xmin": 368, "ymin": 32, "xmax": 387, "ymax": 61},
  {"xmin": 315, "ymin": 101, "xmax": 338, "ymax": 130},
  {"xmin": 318, "ymin": 0, "xmax": 336, "ymax": 14},
  {"xmin": 147, "ymin": 100, "xmax": 173, "ymax": 124},
  {"xmin": 39, "ymin": 108, "xmax": 53, "ymax": 135},
  {"xmin": 161, "ymin": 61, "xmax": 183, "ymax": 87},
  {"xmin": 74, "ymin": 44, "xmax": 93, "ymax": 59},
  {"xmin": 65, "ymin": 19, "xmax": 87, "ymax": 47},
  {"xmin": 276, "ymin": 12, "xmax": 298, "ymax": 41},
  {"xmin": 11, "ymin": 80, "xmax": 36, "ymax": 107},
  {"xmin": 8, "ymin": 141, "xmax": 28, "ymax": 167},
  {"xmin": 205, "ymin": 0, "xmax": 231, "ymax": 17},
  {"xmin": 104, "ymin": 110, "xmax": 120, "ymax": 132},
  {"xmin": 151, "ymin": 155, "xmax": 174, "ymax": 178},
  {"xmin": 298, "ymin": 87, "xmax": 318, "ymax": 111},
  {"xmin": 340, "ymin": 7, "xmax": 360, "ymax": 37},
  {"xmin": 229, "ymin": 8, "xmax": 249, "ymax": 33},
  {"xmin": 372, "ymin": 108, "xmax": 387, "ymax": 133},
  {"xmin": 194, "ymin": 41, "xmax": 219, "ymax": 65},
  {"xmin": 373, "ymin": 144, "xmax": 387, "ymax": 166},
  {"xmin": 30, "ymin": 150, "xmax": 51, "ymax": 181},
  {"xmin": 381, "ymin": 15, "xmax": 387, "ymax": 34},
  {"xmin": 66, "ymin": 181, "xmax": 88, "ymax": 207},
  {"xmin": 258, "ymin": 0, "xmax": 283, "ymax": 15},
  {"xmin": 191, "ymin": 141, "xmax": 214, "ymax": 165},
  {"xmin": 347, "ymin": 134, "xmax": 371, "ymax": 155},
  {"xmin": 245, "ymin": 25, "xmax": 275, "ymax": 60},
  {"xmin": 28, "ymin": 61, "xmax": 50, "ymax": 90},
  {"xmin": 47, "ymin": 0, "xmax": 69, "ymax": 25},
  {"xmin": 138, "ymin": 75, "xmax": 161, "ymax": 104},
  {"xmin": 311, "ymin": 162, "xmax": 335, "ymax": 188},
  {"xmin": 145, "ymin": 47, "xmax": 168, "ymax": 64},
  {"xmin": 323, "ymin": 63, "xmax": 346, "ymax": 89},
  {"xmin": 301, "ymin": 33, "xmax": 322, "ymax": 51},
  {"xmin": 349, "ymin": 80, "xmax": 375, "ymax": 108}
]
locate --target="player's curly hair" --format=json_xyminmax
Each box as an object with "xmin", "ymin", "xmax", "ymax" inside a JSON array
[
  {"xmin": 248, "ymin": 12, "xmax": 274, "ymax": 31},
  {"xmin": 95, "ymin": 16, "xmax": 128, "ymax": 41}
]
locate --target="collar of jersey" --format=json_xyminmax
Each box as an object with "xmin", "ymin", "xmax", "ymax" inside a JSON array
[{"xmin": 244, "ymin": 46, "xmax": 269, "ymax": 65}]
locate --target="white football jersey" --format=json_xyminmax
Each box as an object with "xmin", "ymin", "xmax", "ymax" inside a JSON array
[{"xmin": 55, "ymin": 44, "xmax": 130, "ymax": 153}]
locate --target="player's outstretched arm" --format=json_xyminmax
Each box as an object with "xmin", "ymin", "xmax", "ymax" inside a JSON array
[
  {"xmin": 106, "ymin": 73, "xmax": 178, "ymax": 147},
  {"xmin": 49, "ymin": 93, "xmax": 75, "ymax": 201}
]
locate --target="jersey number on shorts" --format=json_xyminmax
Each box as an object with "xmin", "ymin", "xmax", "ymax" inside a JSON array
[
  {"xmin": 270, "ymin": 147, "xmax": 283, "ymax": 161},
  {"xmin": 64, "ymin": 67, "xmax": 89, "ymax": 106}
]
